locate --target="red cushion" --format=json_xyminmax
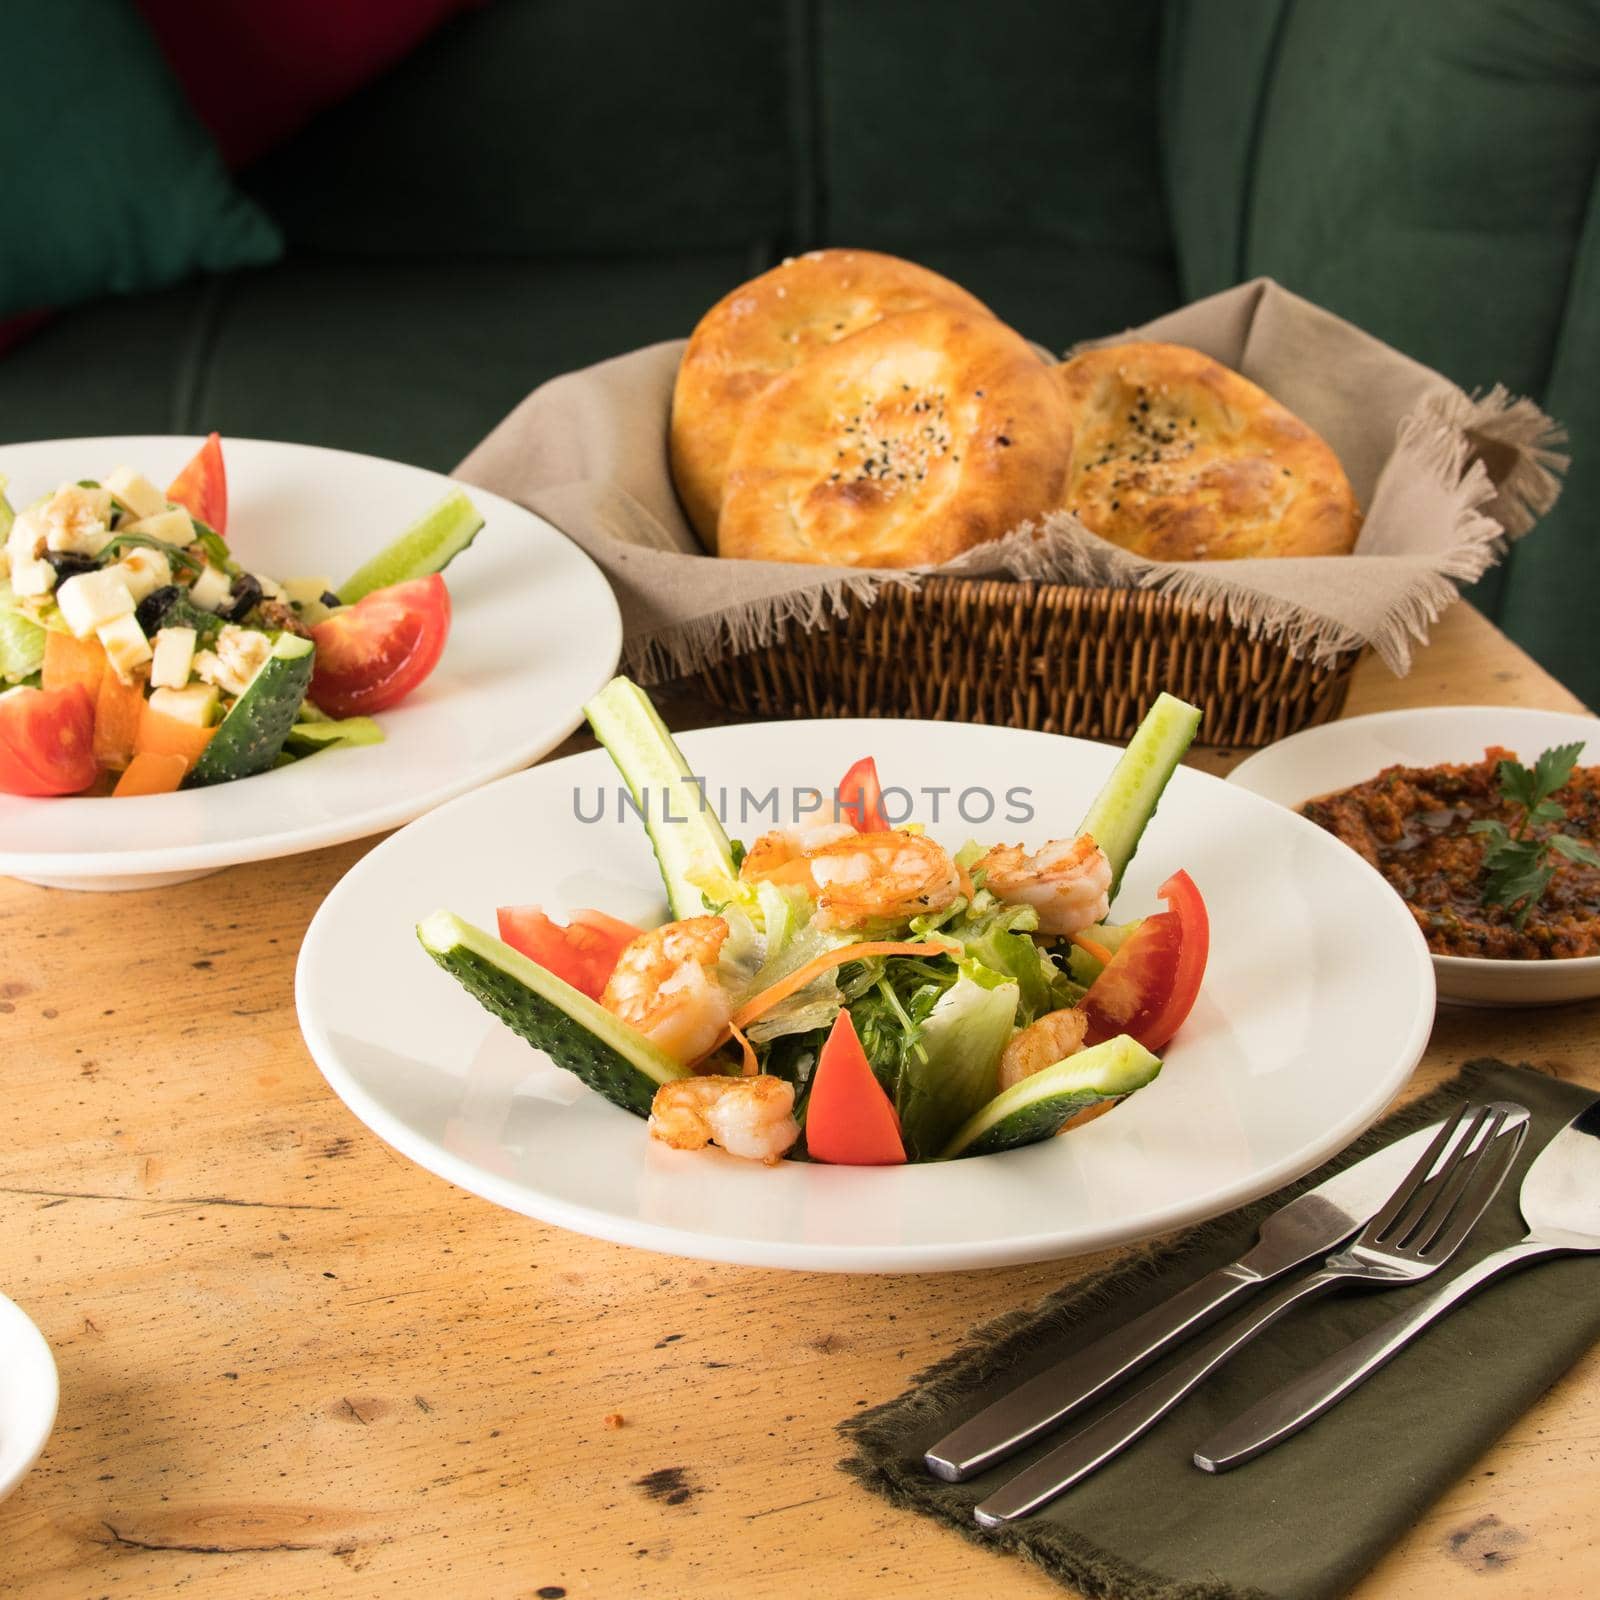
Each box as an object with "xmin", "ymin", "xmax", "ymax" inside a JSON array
[{"xmin": 136, "ymin": 0, "xmax": 477, "ymax": 168}]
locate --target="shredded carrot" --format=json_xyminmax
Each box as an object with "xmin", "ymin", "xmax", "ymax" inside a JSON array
[
  {"xmin": 1073, "ymin": 933, "xmax": 1115, "ymax": 967},
  {"xmin": 730, "ymin": 938, "xmax": 959, "ymax": 1032},
  {"xmin": 727, "ymin": 1019, "xmax": 759, "ymax": 1077}
]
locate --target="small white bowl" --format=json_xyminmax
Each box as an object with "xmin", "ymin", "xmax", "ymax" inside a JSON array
[
  {"xmin": 0, "ymin": 1293, "xmax": 57, "ymax": 1504},
  {"xmin": 1229, "ymin": 706, "xmax": 1600, "ymax": 1008}
]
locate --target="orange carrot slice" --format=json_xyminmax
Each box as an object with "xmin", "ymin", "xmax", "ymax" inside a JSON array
[
  {"xmin": 134, "ymin": 703, "xmax": 215, "ymax": 767},
  {"xmin": 92, "ymin": 669, "xmax": 146, "ymax": 770},
  {"xmin": 113, "ymin": 751, "xmax": 187, "ymax": 797},
  {"xmin": 42, "ymin": 632, "xmax": 106, "ymax": 699}
]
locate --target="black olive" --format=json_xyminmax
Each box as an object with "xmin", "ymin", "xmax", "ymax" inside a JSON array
[
  {"xmin": 319, "ymin": 589, "xmax": 342, "ymax": 609},
  {"xmin": 220, "ymin": 572, "xmax": 263, "ymax": 622},
  {"xmin": 135, "ymin": 584, "xmax": 181, "ymax": 634},
  {"xmin": 43, "ymin": 550, "xmax": 100, "ymax": 583}
]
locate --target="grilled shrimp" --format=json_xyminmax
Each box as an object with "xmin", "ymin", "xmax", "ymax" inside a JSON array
[
  {"xmin": 601, "ymin": 916, "xmax": 732, "ymax": 1065},
  {"xmin": 997, "ymin": 1006, "xmax": 1089, "ymax": 1090},
  {"xmin": 973, "ymin": 834, "xmax": 1112, "ymax": 937},
  {"xmin": 743, "ymin": 826, "xmax": 963, "ymax": 930},
  {"xmin": 738, "ymin": 822, "xmax": 857, "ymax": 883},
  {"xmin": 648, "ymin": 1075, "xmax": 800, "ymax": 1164}
]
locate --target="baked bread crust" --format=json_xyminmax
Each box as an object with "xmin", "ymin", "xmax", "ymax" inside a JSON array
[
  {"xmin": 1056, "ymin": 342, "xmax": 1362, "ymax": 560},
  {"xmin": 718, "ymin": 307, "xmax": 1072, "ymax": 569},
  {"xmin": 671, "ymin": 249, "xmax": 993, "ymax": 549}
]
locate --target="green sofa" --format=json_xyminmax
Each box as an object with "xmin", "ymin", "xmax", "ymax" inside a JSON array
[{"xmin": 3, "ymin": 0, "xmax": 1595, "ymax": 701}]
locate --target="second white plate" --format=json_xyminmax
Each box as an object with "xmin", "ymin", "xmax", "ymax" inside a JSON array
[{"xmin": 1229, "ymin": 705, "xmax": 1600, "ymax": 1007}]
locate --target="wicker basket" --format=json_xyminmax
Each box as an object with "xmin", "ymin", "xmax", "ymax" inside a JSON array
[{"xmin": 697, "ymin": 579, "xmax": 1358, "ymax": 746}]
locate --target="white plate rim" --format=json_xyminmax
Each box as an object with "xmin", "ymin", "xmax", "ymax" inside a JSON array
[
  {"xmin": 295, "ymin": 720, "xmax": 1438, "ymax": 1272},
  {"xmin": 0, "ymin": 435, "xmax": 623, "ymax": 882},
  {"xmin": 0, "ymin": 1291, "xmax": 57, "ymax": 1504}
]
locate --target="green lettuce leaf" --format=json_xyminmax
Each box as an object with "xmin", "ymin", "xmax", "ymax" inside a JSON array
[
  {"xmin": 0, "ymin": 607, "xmax": 45, "ymax": 684},
  {"xmin": 932, "ymin": 895, "xmax": 1077, "ymax": 1025},
  {"xmin": 897, "ymin": 959, "xmax": 1019, "ymax": 1159},
  {"xmin": 282, "ymin": 715, "xmax": 385, "ymax": 757}
]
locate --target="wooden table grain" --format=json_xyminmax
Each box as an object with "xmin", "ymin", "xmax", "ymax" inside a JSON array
[{"xmin": 2, "ymin": 602, "xmax": 1596, "ymax": 1600}]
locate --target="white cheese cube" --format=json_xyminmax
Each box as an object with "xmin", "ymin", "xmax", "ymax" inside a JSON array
[
  {"xmin": 125, "ymin": 508, "xmax": 194, "ymax": 545},
  {"xmin": 41, "ymin": 484, "xmax": 112, "ymax": 554},
  {"xmin": 8, "ymin": 549, "xmax": 55, "ymax": 598},
  {"xmin": 104, "ymin": 466, "xmax": 169, "ymax": 522},
  {"xmin": 111, "ymin": 547, "xmax": 172, "ymax": 604},
  {"xmin": 5, "ymin": 507, "xmax": 53, "ymax": 593},
  {"xmin": 190, "ymin": 564, "xmax": 232, "ymax": 612},
  {"xmin": 97, "ymin": 612, "xmax": 152, "ymax": 682},
  {"xmin": 257, "ymin": 574, "xmax": 285, "ymax": 601},
  {"xmin": 150, "ymin": 625, "xmax": 197, "ymax": 690},
  {"xmin": 149, "ymin": 683, "xmax": 218, "ymax": 727},
  {"xmin": 283, "ymin": 576, "xmax": 334, "ymax": 606},
  {"xmin": 56, "ymin": 568, "xmax": 135, "ymax": 637}
]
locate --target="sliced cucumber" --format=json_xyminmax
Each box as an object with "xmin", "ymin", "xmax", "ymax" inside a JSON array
[
  {"xmin": 339, "ymin": 487, "xmax": 484, "ymax": 603},
  {"xmin": 183, "ymin": 633, "xmax": 314, "ymax": 788},
  {"xmin": 940, "ymin": 1034, "xmax": 1161, "ymax": 1159},
  {"xmin": 417, "ymin": 910, "xmax": 685, "ymax": 1116},
  {"xmin": 1078, "ymin": 692, "xmax": 1201, "ymax": 901},
  {"xmin": 585, "ymin": 676, "xmax": 739, "ymax": 919}
]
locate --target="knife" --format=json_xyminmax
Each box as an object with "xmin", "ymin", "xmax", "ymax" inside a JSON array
[{"xmin": 924, "ymin": 1117, "xmax": 1456, "ymax": 1482}]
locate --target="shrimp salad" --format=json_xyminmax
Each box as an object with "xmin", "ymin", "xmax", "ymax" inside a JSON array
[{"xmin": 418, "ymin": 679, "xmax": 1209, "ymax": 1167}]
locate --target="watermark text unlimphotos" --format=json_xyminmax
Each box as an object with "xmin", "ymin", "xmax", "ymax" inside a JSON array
[{"xmin": 572, "ymin": 778, "xmax": 1035, "ymax": 829}]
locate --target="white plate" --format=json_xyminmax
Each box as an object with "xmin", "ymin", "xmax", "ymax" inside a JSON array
[
  {"xmin": 0, "ymin": 437, "xmax": 621, "ymax": 891},
  {"xmin": 1229, "ymin": 706, "xmax": 1600, "ymax": 1008},
  {"xmin": 296, "ymin": 719, "xmax": 1436, "ymax": 1273},
  {"xmin": 0, "ymin": 1293, "xmax": 57, "ymax": 1504}
]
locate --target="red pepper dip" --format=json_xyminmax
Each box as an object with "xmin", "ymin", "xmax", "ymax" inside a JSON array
[{"xmin": 1301, "ymin": 747, "xmax": 1600, "ymax": 960}]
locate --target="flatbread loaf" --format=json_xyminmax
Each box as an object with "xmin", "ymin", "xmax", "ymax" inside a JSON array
[
  {"xmin": 1056, "ymin": 342, "xmax": 1361, "ymax": 559},
  {"xmin": 718, "ymin": 307, "xmax": 1072, "ymax": 569},
  {"xmin": 670, "ymin": 249, "xmax": 993, "ymax": 549}
]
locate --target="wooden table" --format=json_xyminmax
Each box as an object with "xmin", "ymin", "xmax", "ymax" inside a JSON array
[{"xmin": 2, "ymin": 603, "xmax": 1596, "ymax": 1600}]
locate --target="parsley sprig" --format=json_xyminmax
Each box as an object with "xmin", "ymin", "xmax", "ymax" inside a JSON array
[{"xmin": 1470, "ymin": 742, "xmax": 1600, "ymax": 927}]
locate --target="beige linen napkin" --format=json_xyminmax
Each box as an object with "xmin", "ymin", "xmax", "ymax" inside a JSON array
[{"xmin": 455, "ymin": 278, "xmax": 1566, "ymax": 683}]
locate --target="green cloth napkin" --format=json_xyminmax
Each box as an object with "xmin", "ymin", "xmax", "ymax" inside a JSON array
[{"xmin": 841, "ymin": 1061, "xmax": 1600, "ymax": 1600}]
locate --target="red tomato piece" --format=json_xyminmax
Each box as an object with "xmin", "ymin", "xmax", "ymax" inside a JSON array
[
  {"xmin": 836, "ymin": 755, "xmax": 891, "ymax": 832},
  {"xmin": 497, "ymin": 906, "xmax": 642, "ymax": 1001},
  {"xmin": 0, "ymin": 684, "xmax": 99, "ymax": 796},
  {"xmin": 1080, "ymin": 869, "xmax": 1210, "ymax": 1053},
  {"xmin": 166, "ymin": 431, "xmax": 228, "ymax": 533},
  {"xmin": 805, "ymin": 1009, "xmax": 906, "ymax": 1165},
  {"xmin": 309, "ymin": 575, "xmax": 451, "ymax": 718}
]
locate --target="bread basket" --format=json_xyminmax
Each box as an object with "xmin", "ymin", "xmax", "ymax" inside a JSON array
[{"xmin": 695, "ymin": 578, "xmax": 1357, "ymax": 744}]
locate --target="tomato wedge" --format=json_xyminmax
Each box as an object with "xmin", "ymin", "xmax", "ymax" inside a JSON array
[
  {"xmin": 836, "ymin": 755, "xmax": 891, "ymax": 831},
  {"xmin": 804, "ymin": 1009, "xmax": 906, "ymax": 1165},
  {"xmin": 166, "ymin": 431, "xmax": 227, "ymax": 534},
  {"xmin": 497, "ymin": 906, "xmax": 642, "ymax": 1001},
  {"xmin": 0, "ymin": 684, "xmax": 98, "ymax": 796},
  {"xmin": 1080, "ymin": 869, "xmax": 1209, "ymax": 1053},
  {"xmin": 309, "ymin": 575, "xmax": 451, "ymax": 718}
]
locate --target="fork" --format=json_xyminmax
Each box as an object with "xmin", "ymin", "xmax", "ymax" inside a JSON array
[{"xmin": 973, "ymin": 1101, "xmax": 1527, "ymax": 1527}]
